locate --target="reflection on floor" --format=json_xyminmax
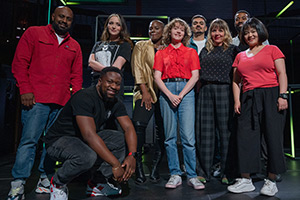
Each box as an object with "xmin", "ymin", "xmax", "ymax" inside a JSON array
[{"xmin": 0, "ymin": 151, "xmax": 299, "ymax": 200}]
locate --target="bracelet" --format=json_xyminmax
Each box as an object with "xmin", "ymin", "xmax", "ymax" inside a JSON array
[
  {"xmin": 112, "ymin": 164, "xmax": 121, "ymax": 171},
  {"xmin": 128, "ymin": 152, "xmax": 137, "ymax": 159}
]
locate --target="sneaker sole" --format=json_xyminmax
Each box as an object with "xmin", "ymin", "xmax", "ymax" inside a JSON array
[
  {"xmin": 8, "ymin": 194, "xmax": 25, "ymax": 200},
  {"xmin": 187, "ymin": 182, "xmax": 205, "ymax": 190},
  {"xmin": 260, "ymin": 188, "xmax": 278, "ymax": 196},
  {"xmin": 228, "ymin": 185, "xmax": 255, "ymax": 193},
  {"xmin": 165, "ymin": 182, "xmax": 182, "ymax": 189}
]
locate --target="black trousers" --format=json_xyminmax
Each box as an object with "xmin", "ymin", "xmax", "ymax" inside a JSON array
[{"xmin": 237, "ymin": 86, "xmax": 286, "ymax": 174}]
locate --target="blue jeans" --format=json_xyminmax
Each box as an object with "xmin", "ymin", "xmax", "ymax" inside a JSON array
[
  {"xmin": 12, "ymin": 103, "xmax": 61, "ymax": 180},
  {"xmin": 159, "ymin": 81, "xmax": 197, "ymax": 178}
]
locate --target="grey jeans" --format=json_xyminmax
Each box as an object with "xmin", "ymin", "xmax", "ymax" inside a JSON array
[{"xmin": 46, "ymin": 130, "xmax": 125, "ymax": 185}]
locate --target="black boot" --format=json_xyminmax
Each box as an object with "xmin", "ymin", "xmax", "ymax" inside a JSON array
[
  {"xmin": 150, "ymin": 151, "xmax": 162, "ymax": 182},
  {"xmin": 135, "ymin": 151, "xmax": 147, "ymax": 184},
  {"xmin": 133, "ymin": 121, "xmax": 147, "ymax": 185},
  {"xmin": 150, "ymin": 122, "xmax": 164, "ymax": 183}
]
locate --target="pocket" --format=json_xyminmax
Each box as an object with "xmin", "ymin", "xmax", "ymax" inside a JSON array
[
  {"xmin": 63, "ymin": 45, "xmax": 77, "ymax": 63},
  {"xmin": 38, "ymin": 39, "xmax": 54, "ymax": 58}
]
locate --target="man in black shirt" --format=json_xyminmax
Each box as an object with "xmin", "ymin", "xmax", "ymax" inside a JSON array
[{"xmin": 44, "ymin": 67, "xmax": 137, "ymax": 200}]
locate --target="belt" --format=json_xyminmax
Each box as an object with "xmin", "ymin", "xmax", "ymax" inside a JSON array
[{"xmin": 163, "ymin": 78, "xmax": 189, "ymax": 82}]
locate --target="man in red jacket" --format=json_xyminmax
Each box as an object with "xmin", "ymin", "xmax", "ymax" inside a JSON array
[{"xmin": 8, "ymin": 6, "xmax": 82, "ymax": 200}]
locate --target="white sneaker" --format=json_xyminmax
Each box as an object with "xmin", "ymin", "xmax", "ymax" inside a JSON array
[
  {"xmin": 35, "ymin": 177, "xmax": 50, "ymax": 194},
  {"xmin": 187, "ymin": 177, "xmax": 205, "ymax": 190},
  {"xmin": 7, "ymin": 180, "xmax": 25, "ymax": 200},
  {"xmin": 165, "ymin": 175, "xmax": 182, "ymax": 189},
  {"xmin": 227, "ymin": 178, "xmax": 255, "ymax": 193},
  {"xmin": 50, "ymin": 180, "xmax": 68, "ymax": 200},
  {"xmin": 260, "ymin": 179, "xmax": 278, "ymax": 196}
]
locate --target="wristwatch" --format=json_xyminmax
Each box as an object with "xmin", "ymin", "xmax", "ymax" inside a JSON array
[
  {"xmin": 279, "ymin": 93, "xmax": 288, "ymax": 100},
  {"xmin": 128, "ymin": 152, "xmax": 137, "ymax": 159}
]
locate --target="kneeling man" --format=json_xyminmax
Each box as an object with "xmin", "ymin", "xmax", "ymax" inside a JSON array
[{"xmin": 44, "ymin": 67, "xmax": 137, "ymax": 200}]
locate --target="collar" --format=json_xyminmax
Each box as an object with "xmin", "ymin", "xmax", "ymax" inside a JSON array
[
  {"xmin": 47, "ymin": 24, "xmax": 70, "ymax": 40},
  {"xmin": 167, "ymin": 43, "xmax": 186, "ymax": 52}
]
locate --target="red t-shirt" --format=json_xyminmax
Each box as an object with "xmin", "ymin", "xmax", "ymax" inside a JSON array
[
  {"xmin": 232, "ymin": 45, "xmax": 285, "ymax": 92},
  {"xmin": 153, "ymin": 43, "xmax": 200, "ymax": 80}
]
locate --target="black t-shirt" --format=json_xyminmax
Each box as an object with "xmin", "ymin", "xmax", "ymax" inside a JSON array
[
  {"xmin": 90, "ymin": 41, "xmax": 131, "ymax": 79},
  {"xmin": 44, "ymin": 86, "xmax": 128, "ymax": 147},
  {"xmin": 199, "ymin": 44, "xmax": 240, "ymax": 84}
]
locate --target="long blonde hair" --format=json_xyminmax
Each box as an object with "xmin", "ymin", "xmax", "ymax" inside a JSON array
[
  {"xmin": 206, "ymin": 18, "xmax": 232, "ymax": 53},
  {"xmin": 162, "ymin": 18, "xmax": 191, "ymax": 46},
  {"xmin": 100, "ymin": 13, "xmax": 133, "ymax": 48}
]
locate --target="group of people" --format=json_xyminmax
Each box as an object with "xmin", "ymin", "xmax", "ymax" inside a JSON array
[{"xmin": 7, "ymin": 5, "xmax": 288, "ymax": 200}]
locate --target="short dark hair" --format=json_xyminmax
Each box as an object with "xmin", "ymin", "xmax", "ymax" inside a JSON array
[
  {"xmin": 99, "ymin": 66, "xmax": 123, "ymax": 79},
  {"xmin": 240, "ymin": 17, "xmax": 269, "ymax": 45},
  {"xmin": 191, "ymin": 14, "xmax": 207, "ymax": 24},
  {"xmin": 235, "ymin": 10, "xmax": 250, "ymax": 19}
]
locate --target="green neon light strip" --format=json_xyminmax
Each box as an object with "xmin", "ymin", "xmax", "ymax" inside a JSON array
[
  {"xmin": 290, "ymin": 115, "xmax": 295, "ymax": 158},
  {"xmin": 66, "ymin": 0, "xmax": 126, "ymax": 2},
  {"xmin": 294, "ymin": 89, "xmax": 300, "ymax": 93},
  {"xmin": 288, "ymin": 87, "xmax": 295, "ymax": 158},
  {"xmin": 276, "ymin": 1, "xmax": 294, "ymax": 18},
  {"xmin": 156, "ymin": 16, "xmax": 169, "ymax": 19},
  {"xmin": 60, "ymin": 0, "xmax": 67, "ymax": 5},
  {"xmin": 66, "ymin": 2, "xmax": 80, "ymax": 4},
  {"xmin": 285, "ymin": 153, "xmax": 293, "ymax": 158},
  {"xmin": 48, "ymin": 0, "xmax": 51, "ymax": 24},
  {"xmin": 124, "ymin": 93, "xmax": 133, "ymax": 96},
  {"xmin": 130, "ymin": 37, "xmax": 149, "ymax": 40}
]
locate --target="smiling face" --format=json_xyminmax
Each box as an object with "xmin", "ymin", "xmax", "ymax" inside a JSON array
[
  {"xmin": 170, "ymin": 22, "xmax": 185, "ymax": 43},
  {"xmin": 244, "ymin": 27, "xmax": 259, "ymax": 47},
  {"xmin": 98, "ymin": 71, "xmax": 121, "ymax": 101},
  {"xmin": 149, "ymin": 20, "xmax": 164, "ymax": 43},
  {"xmin": 191, "ymin": 17, "xmax": 207, "ymax": 35},
  {"xmin": 107, "ymin": 16, "xmax": 122, "ymax": 38},
  {"xmin": 211, "ymin": 26, "xmax": 225, "ymax": 46},
  {"xmin": 235, "ymin": 12, "xmax": 249, "ymax": 33},
  {"xmin": 51, "ymin": 7, "xmax": 73, "ymax": 36}
]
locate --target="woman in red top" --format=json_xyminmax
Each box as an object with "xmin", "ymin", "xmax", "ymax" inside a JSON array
[
  {"xmin": 153, "ymin": 18, "xmax": 203, "ymax": 190},
  {"xmin": 228, "ymin": 17, "xmax": 288, "ymax": 197}
]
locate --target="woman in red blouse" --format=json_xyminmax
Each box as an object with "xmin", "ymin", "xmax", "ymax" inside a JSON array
[{"xmin": 153, "ymin": 18, "xmax": 203, "ymax": 190}]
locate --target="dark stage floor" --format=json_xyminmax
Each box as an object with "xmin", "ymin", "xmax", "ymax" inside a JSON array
[{"xmin": 0, "ymin": 152, "xmax": 299, "ymax": 200}]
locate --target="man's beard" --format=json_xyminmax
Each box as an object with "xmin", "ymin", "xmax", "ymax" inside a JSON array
[
  {"xmin": 99, "ymin": 88, "xmax": 116, "ymax": 104},
  {"xmin": 194, "ymin": 31, "xmax": 204, "ymax": 37},
  {"xmin": 52, "ymin": 21, "xmax": 70, "ymax": 36},
  {"xmin": 235, "ymin": 23, "xmax": 243, "ymax": 33}
]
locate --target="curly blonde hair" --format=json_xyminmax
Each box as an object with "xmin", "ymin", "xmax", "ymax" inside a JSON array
[
  {"xmin": 101, "ymin": 13, "xmax": 133, "ymax": 48},
  {"xmin": 162, "ymin": 18, "xmax": 191, "ymax": 46},
  {"xmin": 206, "ymin": 18, "xmax": 232, "ymax": 53}
]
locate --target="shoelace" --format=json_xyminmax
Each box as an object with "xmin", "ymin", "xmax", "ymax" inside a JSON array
[
  {"xmin": 264, "ymin": 179, "xmax": 273, "ymax": 188},
  {"xmin": 234, "ymin": 178, "xmax": 244, "ymax": 186},
  {"xmin": 169, "ymin": 176, "xmax": 177, "ymax": 184},
  {"xmin": 190, "ymin": 178, "xmax": 200, "ymax": 184}
]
